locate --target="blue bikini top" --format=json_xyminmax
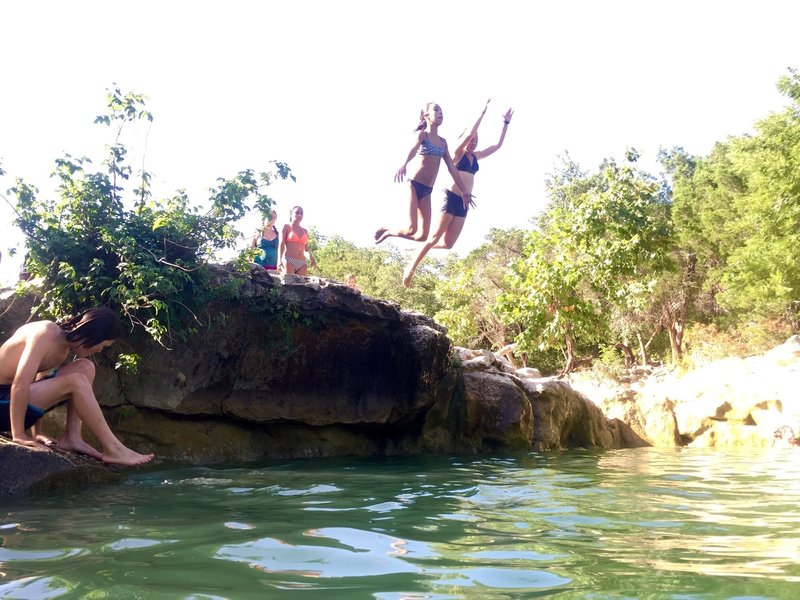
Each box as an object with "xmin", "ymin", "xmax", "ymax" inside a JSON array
[
  {"xmin": 456, "ymin": 153, "xmax": 479, "ymax": 174},
  {"xmin": 418, "ymin": 134, "xmax": 445, "ymax": 157}
]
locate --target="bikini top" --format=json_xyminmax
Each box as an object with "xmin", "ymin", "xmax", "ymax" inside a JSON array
[
  {"xmin": 285, "ymin": 227, "xmax": 308, "ymax": 245},
  {"xmin": 418, "ymin": 134, "xmax": 445, "ymax": 157},
  {"xmin": 456, "ymin": 153, "xmax": 479, "ymax": 174}
]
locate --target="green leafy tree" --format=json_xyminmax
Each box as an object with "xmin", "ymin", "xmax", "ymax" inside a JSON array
[
  {"xmin": 499, "ymin": 151, "xmax": 671, "ymax": 373},
  {"xmin": 434, "ymin": 227, "xmax": 526, "ymax": 352},
  {"xmin": 4, "ymin": 86, "xmax": 293, "ymax": 345},
  {"xmin": 670, "ymin": 68, "xmax": 800, "ymax": 331}
]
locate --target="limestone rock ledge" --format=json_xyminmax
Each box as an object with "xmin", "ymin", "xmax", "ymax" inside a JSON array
[
  {"xmin": 0, "ymin": 267, "xmax": 644, "ymax": 496},
  {"xmin": 427, "ymin": 348, "xmax": 648, "ymax": 454},
  {"xmin": 569, "ymin": 335, "xmax": 800, "ymax": 449}
]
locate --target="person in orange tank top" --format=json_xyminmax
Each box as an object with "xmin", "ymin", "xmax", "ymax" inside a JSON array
[{"xmin": 279, "ymin": 206, "xmax": 317, "ymax": 275}]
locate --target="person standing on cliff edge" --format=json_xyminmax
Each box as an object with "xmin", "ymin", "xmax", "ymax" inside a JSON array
[{"xmin": 0, "ymin": 306, "xmax": 155, "ymax": 466}]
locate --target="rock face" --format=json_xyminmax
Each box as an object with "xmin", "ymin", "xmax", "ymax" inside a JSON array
[
  {"xmin": 570, "ymin": 335, "xmax": 800, "ymax": 449},
  {"xmin": 0, "ymin": 438, "xmax": 121, "ymax": 498},
  {"xmin": 0, "ymin": 267, "xmax": 644, "ymax": 496},
  {"xmin": 419, "ymin": 348, "xmax": 646, "ymax": 454}
]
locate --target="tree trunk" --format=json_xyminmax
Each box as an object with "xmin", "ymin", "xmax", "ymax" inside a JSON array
[
  {"xmin": 660, "ymin": 253, "xmax": 695, "ymax": 364},
  {"xmin": 635, "ymin": 332, "xmax": 649, "ymax": 366},
  {"xmin": 619, "ymin": 341, "xmax": 636, "ymax": 368},
  {"xmin": 562, "ymin": 331, "xmax": 576, "ymax": 374},
  {"xmin": 666, "ymin": 318, "xmax": 684, "ymax": 363}
]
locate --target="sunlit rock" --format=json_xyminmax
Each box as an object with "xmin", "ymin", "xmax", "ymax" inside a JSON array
[{"xmin": 573, "ymin": 336, "xmax": 800, "ymax": 449}]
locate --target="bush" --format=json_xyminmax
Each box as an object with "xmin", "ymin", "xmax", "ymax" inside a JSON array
[{"xmin": 5, "ymin": 86, "xmax": 293, "ymax": 345}]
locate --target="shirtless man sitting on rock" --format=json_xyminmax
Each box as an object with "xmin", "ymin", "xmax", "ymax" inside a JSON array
[{"xmin": 0, "ymin": 306, "xmax": 154, "ymax": 466}]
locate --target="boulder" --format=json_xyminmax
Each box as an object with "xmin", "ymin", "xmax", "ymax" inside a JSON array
[{"xmin": 0, "ymin": 437, "xmax": 121, "ymax": 498}]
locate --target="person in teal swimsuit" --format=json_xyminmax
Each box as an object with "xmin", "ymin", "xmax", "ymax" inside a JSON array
[{"xmin": 251, "ymin": 210, "xmax": 280, "ymax": 270}]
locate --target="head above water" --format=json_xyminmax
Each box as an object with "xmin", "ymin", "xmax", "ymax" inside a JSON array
[
  {"xmin": 415, "ymin": 102, "xmax": 443, "ymax": 131},
  {"xmin": 59, "ymin": 307, "xmax": 122, "ymax": 352}
]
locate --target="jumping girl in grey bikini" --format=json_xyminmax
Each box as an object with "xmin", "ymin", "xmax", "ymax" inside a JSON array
[
  {"xmin": 375, "ymin": 102, "xmax": 472, "ymax": 245},
  {"xmin": 403, "ymin": 100, "xmax": 513, "ymax": 287}
]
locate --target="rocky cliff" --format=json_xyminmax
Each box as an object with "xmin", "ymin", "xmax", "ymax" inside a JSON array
[{"xmin": 1, "ymin": 267, "xmax": 640, "ymax": 496}]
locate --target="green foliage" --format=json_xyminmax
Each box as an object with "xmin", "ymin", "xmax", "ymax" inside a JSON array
[
  {"xmin": 593, "ymin": 344, "xmax": 628, "ymax": 382},
  {"xmin": 115, "ymin": 352, "xmax": 140, "ymax": 374},
  {"xmin": 670, "ymin": 68, "xmax": 800, "ymax": 323},
  {"xmin": 498, "ymin": 150, "xmax": 672, "ymax": 372},
  {"xmin": 434, "ymin": 228, "xmax": 526, "ymax": 351},
  {"xmin": 5, "ymin": 86, "xmax": 293, "ymax": 344},
  {"xmin": 312, "ymin": 234, "xmax": 442, "ymax": 315}
]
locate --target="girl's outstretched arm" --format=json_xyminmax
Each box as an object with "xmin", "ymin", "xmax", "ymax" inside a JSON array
[
  {"xmin": 475, "ymin": 107, "xmax": 513, "ymax": 160},
  {"xmin": 395, "ymin": 131, "xmax": 426, "ymax": 182},
  {"xmin": 453, "ymin": 99, "xmax": 490, "ymax": 160}
]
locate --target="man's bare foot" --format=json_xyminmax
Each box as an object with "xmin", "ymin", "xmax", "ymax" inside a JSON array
[
  {"xmin": 102, "ymin": 446, "xmax": 155, "ymax": 466},
  {"xmin": 58, "ymin": 437, "xmax": 103, "ymax": 461},
  {"xmin": 35, "ymin": 434, "xmax": 58, "ymax": 447},
  {"xmin": 402, "ymin": 269, "xmax": 414, "ymax": 288}
]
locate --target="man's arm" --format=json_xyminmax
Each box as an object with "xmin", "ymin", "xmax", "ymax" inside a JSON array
[{"xmin": 10, "ymin": 328, "xmax": 51, "ymax": 446}]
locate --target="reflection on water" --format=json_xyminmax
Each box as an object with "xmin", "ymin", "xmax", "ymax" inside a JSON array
[{"xmin": 1, "ymin": 448, "xmax": 799, "ymax": 598}]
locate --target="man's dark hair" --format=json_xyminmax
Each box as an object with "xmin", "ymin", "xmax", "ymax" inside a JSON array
[{"xmin": 59, "ymin": 307, "xmax": 122, "ymax": 348}]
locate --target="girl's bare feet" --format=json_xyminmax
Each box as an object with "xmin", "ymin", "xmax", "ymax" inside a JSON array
[
  {"xmin": 58, "ymin": 436, "xmax": 103, "ymax": 461},
  {"xmin": 12, "ymin": 436, "xmax": 48, "ymax": 450},
  {"xmin": 374, "ymin": 227, "xmax": 389, "ymax": 244},
  {"xmin": 102, "ymin": 446, "xmax": 155, "ymax": 466},
  {"xmin": 34, "ymin": 434, "xmax": 58, "ymax": 447}
]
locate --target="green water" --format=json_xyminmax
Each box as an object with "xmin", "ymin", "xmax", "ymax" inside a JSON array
[{"xmin": 1, "ymin": 448, "xmax": 799, "ymax": 599}]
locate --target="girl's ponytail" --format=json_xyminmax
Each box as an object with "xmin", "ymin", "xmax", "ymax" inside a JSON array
[{"xmin": 415, "ymin": 109, "xmax": 426, "ymax": 131}]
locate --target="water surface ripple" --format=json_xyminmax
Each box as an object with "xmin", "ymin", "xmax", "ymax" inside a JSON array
[{"xmin": 1, "ymin": 448, "xmax": 799, "ymax": 598}]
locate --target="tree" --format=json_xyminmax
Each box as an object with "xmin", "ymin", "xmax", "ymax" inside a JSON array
[
  {"xmin": 434, "ymin": 228, "xmax": 526, "ymax": 352},
  {"xmin": 499, "ymin": 151, "xmax": 671, "ymax": 373},
  {"xmin": 4, "ymin": 86, "xmax": 293, "ymax": 345},
  {"xmin": 669, "ymin": 68, "xmax": 800, "ymax": 329},
  {"xmin": 312, "ymin": 235, "xmax": 442, "ymax": 316}
]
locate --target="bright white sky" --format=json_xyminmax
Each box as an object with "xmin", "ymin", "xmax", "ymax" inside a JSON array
[{"xmin": 1, "ymin": 0, "xmax": 799, "ymax": 285}]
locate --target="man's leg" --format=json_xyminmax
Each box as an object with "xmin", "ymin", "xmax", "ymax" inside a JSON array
[
  {"xmin": 28, "ymin": 366, "xmax": 154, "ymax": 466},
  {"xmin": 54, "ymin": 360, "xmax": 103, "ymax": 460}
]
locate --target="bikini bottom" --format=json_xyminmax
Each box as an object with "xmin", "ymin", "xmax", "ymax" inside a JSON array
[{"xmin": 410, "ymin": 180, "xmax": 433, "ymax": 201}]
